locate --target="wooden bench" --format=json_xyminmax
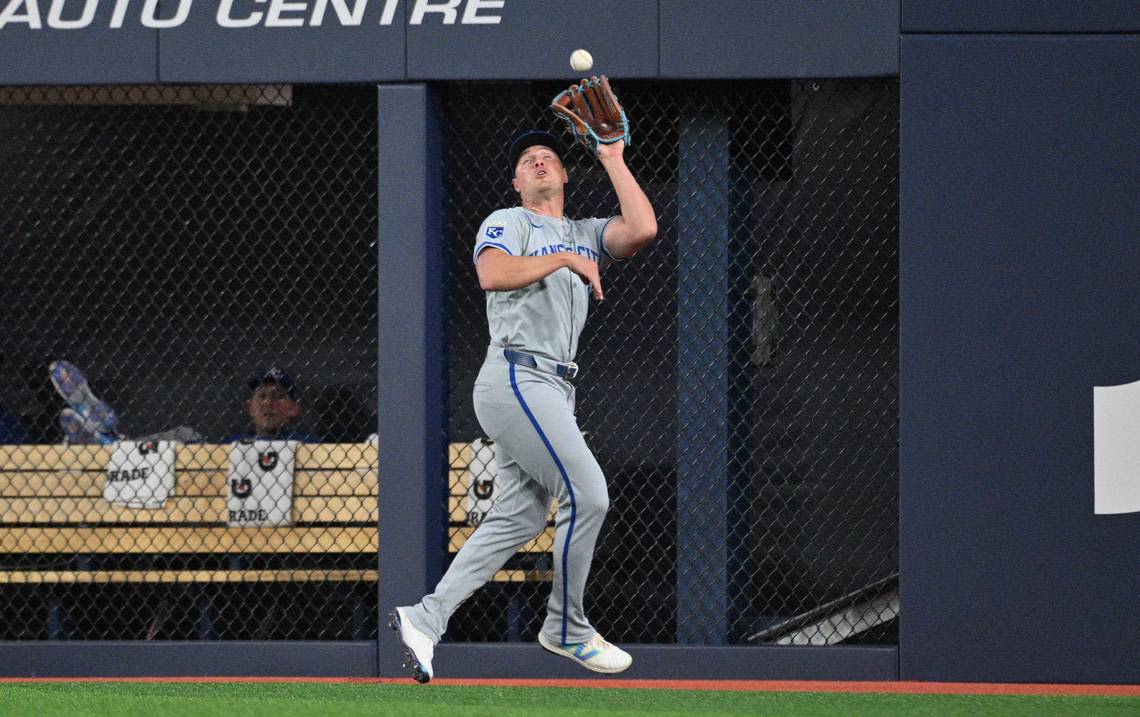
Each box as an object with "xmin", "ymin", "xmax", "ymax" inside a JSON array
[
  {"xmin": 448, "ymin": 441, "xmax": 555, "ymax": 583},
  {"xmin": 0, "ymin": 442, "xmax": 553, "ymax": 585}
]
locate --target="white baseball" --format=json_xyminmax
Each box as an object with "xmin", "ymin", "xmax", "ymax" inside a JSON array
[{"xmin": 570, "ymin": 49, "xmax": 593, "ymax": 73}]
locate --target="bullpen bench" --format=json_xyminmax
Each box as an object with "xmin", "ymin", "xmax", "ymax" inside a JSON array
[
  {"xmin": 0, "ymin": 442, "xmax": 551, "ymax": 600},
  {"xmin": 447, "ymin": 441, "xmax": 555, "ymax": 584},
  {"xmin": 0, "ymin": 443, "xmax": 378, "ymax": 589}
]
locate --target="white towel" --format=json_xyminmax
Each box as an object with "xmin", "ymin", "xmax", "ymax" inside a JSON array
[
  {"xmin": 464, "ymin": 438, "xmax": 498, "ymax": 526},
  {"xmin": 104, "ymin": 440, "xmax": 176, "ymax": 509},
  {"xmin": 227, "ymin": 440, "xmax": 297, "ymax": 526}
]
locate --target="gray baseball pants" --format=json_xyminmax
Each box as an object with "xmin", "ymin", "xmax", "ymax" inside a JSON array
[{"xmin": 400, "ymin": 350, "xmax": 608, "ymax": 646}]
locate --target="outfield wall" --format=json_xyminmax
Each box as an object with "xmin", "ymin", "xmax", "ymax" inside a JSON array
[{"xmin": 899, "ymin": 5, "xmax": 1139, "ymax": 684}]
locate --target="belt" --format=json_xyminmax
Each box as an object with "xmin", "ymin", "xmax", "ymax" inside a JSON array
[{"xmin": 503, "ymin": 349, "xmax": 579, "ymax": 380}]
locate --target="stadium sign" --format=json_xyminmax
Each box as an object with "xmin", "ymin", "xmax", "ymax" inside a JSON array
[{"xmin": 0, "ymin": 0, "xmax": 506, "ymax": 30}]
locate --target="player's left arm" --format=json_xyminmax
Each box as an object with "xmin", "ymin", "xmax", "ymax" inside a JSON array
[{"xmin": 597, "ymin": 140, "xmax": 657, "ymax": 260}]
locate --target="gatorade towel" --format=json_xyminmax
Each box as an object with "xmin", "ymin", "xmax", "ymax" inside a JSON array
[{"xmin": 227, "ymin": 440, "xmax": 297, "ymax": 526}]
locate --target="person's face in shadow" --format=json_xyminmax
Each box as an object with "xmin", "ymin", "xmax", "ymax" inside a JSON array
[{"xmin": 247, "ymin": 382, "xmax": 300, "ymax": 434}]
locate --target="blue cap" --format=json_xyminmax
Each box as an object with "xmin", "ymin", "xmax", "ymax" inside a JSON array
[
  {"xmin": 248, "ymin": 367, "xmax": 299, "ymax": 401},
  {"xmin": 508, "ymin": 130, "xmax": 568, "ymax": 175}
]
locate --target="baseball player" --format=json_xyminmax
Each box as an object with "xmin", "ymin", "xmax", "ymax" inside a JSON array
[{"xmin": 391, "ymin": 78, "xmax": 656, "ymax": 683}]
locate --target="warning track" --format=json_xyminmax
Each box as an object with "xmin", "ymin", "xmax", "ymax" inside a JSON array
[{"xmin": 0, "ymin": 677, "xmax": 1136, "ymax": 696}]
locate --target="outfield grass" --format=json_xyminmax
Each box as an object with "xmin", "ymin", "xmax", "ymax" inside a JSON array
[{"xmin": 0, "ymin": 682, "xmax": 1136, "ymax": 717}]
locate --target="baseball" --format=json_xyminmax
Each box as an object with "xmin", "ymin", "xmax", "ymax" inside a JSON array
[{"xmin": 570, "ymin": 49, "xmax": 593, "ymax": 73}]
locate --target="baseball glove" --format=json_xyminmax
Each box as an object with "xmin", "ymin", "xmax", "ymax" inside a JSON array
[{"xmin": 550, "ymin": 75, "xmax": 631, "ymax": 157}]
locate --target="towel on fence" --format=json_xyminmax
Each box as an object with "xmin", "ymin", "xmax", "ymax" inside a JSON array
[
  {"xmin": 464, "ymin": 438, "xmax": 498, "ymax": 526},
  {"xmin": 227, "ymin": 440, "xmax": 297, "ymax": 527},
  {"xmin": 103, "ymin": 440, "xmax": 176, "ymax": 509}
]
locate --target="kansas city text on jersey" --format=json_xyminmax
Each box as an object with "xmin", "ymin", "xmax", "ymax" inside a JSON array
[{"xmin": 528, "ymin": 244, "xmax": 600, "ymax": 262}]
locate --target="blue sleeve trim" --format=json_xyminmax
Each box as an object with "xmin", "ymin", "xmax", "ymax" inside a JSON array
[
  {"xmin": 473, "ymin": 241, "xmax": 513, "ymax": 264},
  {"xmin": 599, "ymin": 216, "xmax": 625, "ymax": 262}
]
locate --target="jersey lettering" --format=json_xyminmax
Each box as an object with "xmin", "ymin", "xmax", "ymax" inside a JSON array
[{"xmin": 528, "ymin": 244, "xmax": 598, "ymax": 262}]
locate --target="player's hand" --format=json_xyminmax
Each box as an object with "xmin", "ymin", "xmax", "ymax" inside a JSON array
[
  {"xmin": 564, "ymin": 253, "xmax": 603, "ymax": 301},
  {"xmin": 597, "ymin": 139, "xmax": 625, "ymax": 162}
]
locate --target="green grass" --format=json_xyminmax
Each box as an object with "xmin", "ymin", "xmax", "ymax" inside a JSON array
[{"xmin": 0, "ymin": 683, "xmax": 1135, "ymax": 717}]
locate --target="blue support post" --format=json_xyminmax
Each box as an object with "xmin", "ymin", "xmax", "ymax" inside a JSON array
[
  {"xmin": 675, "ymin": 101, "xmax": 754, "ymax": 644},
  {"xmin": 676, "ymin": 106, "xmax": 730, "ymax": 645},
  {"xmin": 47, "ymin": 603, "xmax": 65, "ymax": 641},
  {"xmin": 376, "ymin": 84, "xmax": 447, "ymax": 676},
  {"xmin": 197, "ymin": 598, "xmax": 218, "ymax": 640},
  {"xmin": 352, "ymin": 598, "xmax": 367, "ymax": 641}
]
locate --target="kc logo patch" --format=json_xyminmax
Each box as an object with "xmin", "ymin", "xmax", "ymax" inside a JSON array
[{"xmin": 485, "ymin": 225, "xmax": 504, "ymax": 239}]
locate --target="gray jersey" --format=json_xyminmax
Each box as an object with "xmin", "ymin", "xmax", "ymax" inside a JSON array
[{"xmin": 473, "ymin": 207, "xmax": 621, "ymax": 363}]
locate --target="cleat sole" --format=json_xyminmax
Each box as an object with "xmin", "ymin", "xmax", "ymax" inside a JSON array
[{"xmin": 388, "ymin": 610, "xmax": 430, "ymax": 684}]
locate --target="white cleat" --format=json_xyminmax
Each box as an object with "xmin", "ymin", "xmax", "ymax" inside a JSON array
[
  {"xmin": 388, "ymin": 607, "xmax": 435, "ymax": 684},
  {"xmin": 537, "ymin": 632, "xmax": 632, "ymax": 674}
]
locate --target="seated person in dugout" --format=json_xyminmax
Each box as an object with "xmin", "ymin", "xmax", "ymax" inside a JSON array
[{"xmin": 225, "ymin": 367, "xmax": 318, "ymax": 443}]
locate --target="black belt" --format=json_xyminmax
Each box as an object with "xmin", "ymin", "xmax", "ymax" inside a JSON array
[{"xmin": 503, "ymin": 349, "xmax": 579, "ymax": 380}]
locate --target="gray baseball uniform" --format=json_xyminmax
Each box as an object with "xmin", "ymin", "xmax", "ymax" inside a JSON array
[{"xmin": 401, "ymin": 206, "xmax": 622, "ymax": 647}]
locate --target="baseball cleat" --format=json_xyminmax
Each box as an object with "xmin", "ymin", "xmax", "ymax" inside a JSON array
[
  {"xmin": 538, "ymin": 632, "xmax": 632, "ymax": 674},
  {"xmin": 49, "ymin": 360, "xmax": 119, "ymax": 438},
  {"xmin": 388, "ymin": 607, "xmax": 434, "ymax": 684}
]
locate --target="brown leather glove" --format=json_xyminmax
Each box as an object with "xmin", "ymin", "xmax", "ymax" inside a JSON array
[{"xmin": 550, "ymin": 75, "xmax": 631, "ymax": 157}]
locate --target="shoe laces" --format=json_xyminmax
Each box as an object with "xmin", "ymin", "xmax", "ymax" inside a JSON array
[{"xmin": 586, "ymin": 634, "xmax": 615, "ymax": 651}]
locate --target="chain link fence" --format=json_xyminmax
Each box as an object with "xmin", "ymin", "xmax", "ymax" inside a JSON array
[
  {"xmin": 0, "ymin": 78, "xmax": 896, "ymax": 647},
  {"xmin": 443, "ymin": 79, "xmax": 899, "ymax": 645},
  {"xmin": 0, "ymin": 85, "xmax": 378, "ymax": 640}
]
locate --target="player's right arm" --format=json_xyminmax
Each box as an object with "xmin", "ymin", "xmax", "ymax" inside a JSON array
[
  {"xmin": 476, "ymin": 249, "xmax": 602, "ymax": 300},
  {"xmin": 473, "ymin": 209, "xmax": 602, "ymax": 299}
]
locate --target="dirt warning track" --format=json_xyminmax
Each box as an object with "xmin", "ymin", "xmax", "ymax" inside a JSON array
[{"xmin": 0, "ymin": 676, "xmax": 1136, "ymax": 696}]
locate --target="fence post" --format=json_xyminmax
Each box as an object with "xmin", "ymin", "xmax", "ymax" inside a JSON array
[
  {"xmin": 675, "ymin": 99, "xmax": 755, "ymax": 645},
  {"xmin": 376, "ymin": 84, "xmax": 446, "ymax": 675}
]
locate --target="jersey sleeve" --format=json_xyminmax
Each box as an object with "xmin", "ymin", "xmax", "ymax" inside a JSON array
[
  {"xmin": 473, "ymin": 209, "xmax": 528, "ymax": 265},
  {"xmin": 586, "ymin": 216, "xmax": 624, "ymax": 271}
]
